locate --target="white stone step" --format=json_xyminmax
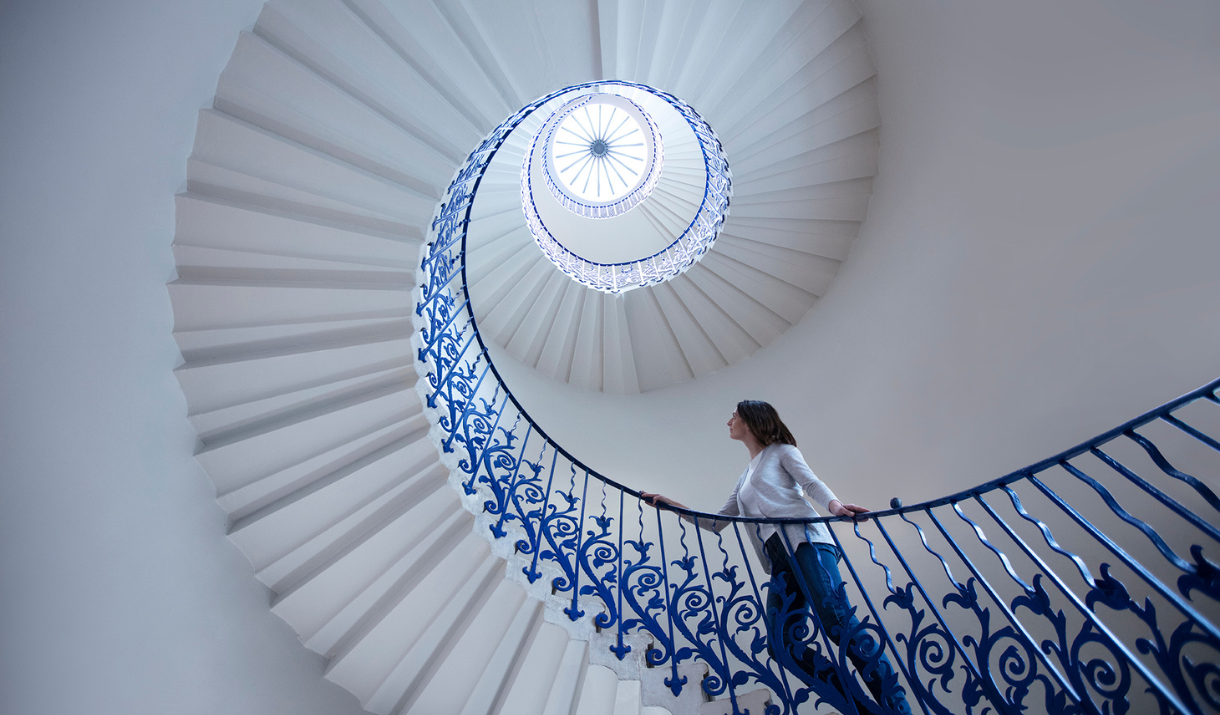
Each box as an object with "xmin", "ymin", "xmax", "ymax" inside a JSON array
[
  {"xmin": 187, "ymin": 157, "xmax": 421, "ymax": 239},
  {"xmin": 716, "ymin": 24, "xmax": 874, "ymax": 146},
  {"xmin": 194, "ymin": 376, "xmax": 416, "ymax": 497},
  {"xmin": 650, "ymin": 281, "xmax": 727, "ymax": 378},
  {"xmin": 257, "ymin": 0, "xmax": 490, "ymax": 147},
  {"xmin": 228, "ymin": 431, "xmax": 443, "ymax": 574},
  {"xmin": 456, "ymin": 596, "xmax": 545, "ymax": 715},
  {"xmin": 485, "ymin": 259, "xmax": 566, "ymax": 346},
  {"xmin": 437, "ymin": 0, "xmax": 599, "ymax": 106},
  {"xmin": 574, "ymin": 665, "xmax": 622, "ymax": 715},
  {"xmin": 301, "ymin": 507, "xmax": 473, "ymax": 656},
  {"xmin": 699, "ymin": 689, "xmax": 773, "ymax": 715},
  {"xmin": 702, "ymin": 0, "xmax": 863, "ymax": 131},
  {"xmin": 189, "ymin": 363, "xmax": 415, "ymax": 447},
  {"xmin": 535, "ymin": 281, "xmax": 585, "ymax": 382},
  {"xmin": 192, "ymin": 109, "xmax": 436, "ymax": 222},
  {"xmin": 504, "ymin": 269, "xmax": 572, "ymax": 367},
  {"xmin": 713, "ymin": 234, "xmax": 839, "ymax": 297},
  {"xmin": 176, "ymin": 324, "xmax": 413, "ymax": 417},
  {"xmin": 324, "ymin": 535, "xmax": 492, "ymax": 704},
  {"xmin": 361, "ymin": 552, "xmax": 502, "ymax": 714},
  {"xmin": 217, "ymin": 411, "xmax": 423, "ymax": 520},
  {"xmin": 168, "ymin": 276, "xmax": 411, "ymax": 332},
  {"xmin": 174, "ymin": 192, "xmax": 417, "ymax": 264},
  {"xmin": 270, "ymin": 487, "xmax": 464, "ymax": 639},
  {"xmin": 624, "ymin": 288, "xmax": 696, "ymax": 391},
  {"xmin": 218, "ymin": 31, "xmax": 455, "ymax": 194},
  {"xmin": 498, "ymin": 621, "xmax": 578, "ymax": 715},
  {"xmin": 697, "ymin": 251, "xmax": 814, "ymax": 325},
  {"xmin": 166, "ymin": 1, "xmax": 888, "ymax": 713}
]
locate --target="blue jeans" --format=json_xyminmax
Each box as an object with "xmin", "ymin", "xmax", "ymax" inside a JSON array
[{"xmin": 764, "ymin": 535, "xmax": 912, "ymax": 715}]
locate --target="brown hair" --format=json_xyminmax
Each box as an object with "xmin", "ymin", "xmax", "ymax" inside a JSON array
[{"xmin": 735, "ymin": 400, "xmax": 797, "ymax": 447}]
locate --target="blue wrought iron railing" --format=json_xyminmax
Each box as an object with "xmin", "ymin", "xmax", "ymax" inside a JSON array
[
  {"xmin": 516, "ymin": 81, "xmax": 731, "ymax": 293},
  {"xmin": 414, "ymin": 91, "xmax": 1220, "ymax": 715},
  {"xmin": 534, "ymin": 92, "xmax": 664, "ymax": 220}
]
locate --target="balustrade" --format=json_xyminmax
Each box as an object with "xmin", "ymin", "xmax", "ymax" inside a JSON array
[{"xmin": 413, "ymin": 92, "xmax": 1220, "ymax": 714}]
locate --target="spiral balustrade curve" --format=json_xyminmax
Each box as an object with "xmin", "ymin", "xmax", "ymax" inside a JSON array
[
  {"xmin": 516, "ymin": 82, "xmax": 731, "ymax": 294},
  {"xmin": 416, "ymin": 93, "xmax": 1220, "ymax": 715},
  {"xmin": 535, "ymin": 92, "xmax": 665, "ymax": 220}
]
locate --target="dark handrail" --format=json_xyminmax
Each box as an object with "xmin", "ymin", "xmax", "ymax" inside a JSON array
[{"xmin": 415, "ymin": 81, "xmax": 1220, "ymax": 715}]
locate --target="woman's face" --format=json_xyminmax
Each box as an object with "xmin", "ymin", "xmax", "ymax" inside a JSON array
[{"xmin": 727, "ymin": 410, "xmax": 749, "ymax": 441}]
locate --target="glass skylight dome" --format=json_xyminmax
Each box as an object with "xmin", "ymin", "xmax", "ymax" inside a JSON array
[
  {"xmin": 552, "ymin": 103, "xmax": 647, "ymax": 203},
  {"xmin": 538, "ymin": 93, "xmax": 662, "ymax": 219},
  {"xmin": 518, "ymin": 82, "xmax": 731, "ymax": 294}
]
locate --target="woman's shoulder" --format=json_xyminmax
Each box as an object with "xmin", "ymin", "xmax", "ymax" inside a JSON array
[{"xmin": 764, "ymin": 443, "xmax": 804, "ymax": 461}]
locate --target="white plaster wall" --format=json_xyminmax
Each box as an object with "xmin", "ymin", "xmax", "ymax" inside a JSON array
[
  {"xmin": 1, "ymin": 0, "xmax": 1217, "ymax": 711},
  {"xmin": 495, "ymin": 0, "xmax": 1220, "ymax": 510},
  {"xmin": 0, "ymin": 2, "xmax": 366, "ymax": 713}
]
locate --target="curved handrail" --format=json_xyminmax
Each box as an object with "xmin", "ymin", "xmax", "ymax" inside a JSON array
[
  {"xmin": 535, "ymin": 92, "xmax": 664, "ymax": 219},
  {"xmin": 415, "ymin": 87, "xmax": 1220, "ymax": 715},
  {"xmin": 516, "ymin": 81, "xmax": 731, "ymax": 293}
]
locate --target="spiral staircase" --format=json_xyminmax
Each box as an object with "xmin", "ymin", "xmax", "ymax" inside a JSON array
[
  {"xmin": 167, "ymin": 1, "xmax": 1220, "ymax": 714},
  {"xmin": 170, "ymin": 0, "xmax": 877, "ymax": 712}
]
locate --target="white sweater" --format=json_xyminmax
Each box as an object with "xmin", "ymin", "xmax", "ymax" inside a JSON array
[{"xmin": 700, "ymin": 443, "xmax": 840, "ymax": 573}]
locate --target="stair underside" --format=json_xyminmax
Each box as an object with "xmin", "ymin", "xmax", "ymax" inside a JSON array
[{"xmin": 168, "ymin": 0, "xmax": 879, "ymax": 712}]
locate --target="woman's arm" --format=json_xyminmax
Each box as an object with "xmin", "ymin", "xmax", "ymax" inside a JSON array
[
  {"xmin": 639, "ymin": 492, "xmax": 686, "ymax": 510},
  {"xmin": 827, "ymin": 499, "xmax": 870, "ymax": 519},
  {"xmin": 779, "ymin": 446, "xmax": 871, "ymax": 520},
  {"xmin": 641, "ymin": 487, "xmax": 739, "ymax": 532}
]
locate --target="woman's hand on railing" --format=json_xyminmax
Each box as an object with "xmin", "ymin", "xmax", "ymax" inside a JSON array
[
  {"xmin": 829, "ymin": 499, "xmax": 870, "ymax": 521},
  {"xmin": 640, "ymin": 492, "xmax": 686, "ymax": 511}
]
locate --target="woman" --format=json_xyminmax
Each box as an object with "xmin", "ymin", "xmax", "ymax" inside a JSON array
[{"xmin": 642, "ymin": 401, "xmax": 911, "ymax": 715}]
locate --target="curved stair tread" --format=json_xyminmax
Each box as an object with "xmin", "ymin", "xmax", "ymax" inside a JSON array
[{"xmin": 168, "ymin": 0, "xmax": 885, "ymax": 711}]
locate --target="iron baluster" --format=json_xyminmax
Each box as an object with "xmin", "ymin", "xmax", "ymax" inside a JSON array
[
  {"xmin": 1124, "ymin": 429, "xmax": 1220, "ymax": 514},
  {"xmin": 834, "ymin": 524, "xmax": 931, "ymax": 715},
  {"xmin": 1089, "ymin": 446, "xmax": 1220, "ymax": 544},
  {"xmin": 439, "ymin": 358, "xmax": 490, "ymax": 454},
  {"xmin": 733, "ymin": 521, "xmax": 798, "ymax": 713},
  {"xmin": 564, "ymin": 469, "xmax": 590, "ymax": 622},
  {"xmin": 487, "ymin": 422, "xmax": 534, "ymax": 534},
  {"xmin": 502, "ymin": 440, "xmax": 549, "ymax": 550},
  {"xmin": 668, "ymin": 517, "xmax": 726, "ymax": 702},
  {"xmin": 950, "ymin": 503, "xmax": 1035, "ymax": 594},
  {"xmin": 427, "ymin": 326, "xmax": 479, "ymax": 414},
  {"xmin": 417, "ymin": 295, "xmax": 471, "ymax": 361},
  {"xmin": 873, "ymin": 517, "xmax": 989, "ymax": 714},
  {"xmin": 898, "ymin": 511, "xmax": 1027, "ymax": 714},
  {"xmin": 621, "ymin": 498, "xmax": 668, "ymax": 668},
  {"xmin": 708, "ymin": 522, "xmax": 787, "ymax": 715},
  {"xmin": 522, "ymin": 447, "xmax": 561, "ymax": 582},
  {"xmin": 429, "ymin": 321, "xmax": 478, "ymax": 400},
  {"xmin": 577, "ymin": 481, "xmax": 620, "ymax": 633},
  {"xmin": 776, "ymin": 525, "xmax": 866, "ymax": 715},
  {"xmin": 972, "ymin": 492, "xmax": 1192, "ymax": 714},
  {"xmin": 538, "ymin": 462, "xmax": 582, "ymax": 598},
  {"xmin": 692, "ymin": 516, "xmax": 737, "ymax": 710},
  {"xmin": 614, "ymin": 488, "xmax": 628, "ymax": 660},
  {"xmin": 459, "ymin": 388, "xmax": 509, "ymax": 495},
  {"xmin": 655, "ymin": 508, "xmax": 685, "ymax": 697},
  {"xmin": 417, "ymin": 248, "xmax": 466, "ymax": 309},
  {"xmin": 926, "ymin": 506, "xmax": 1082, "ymax": 708},
  {"xmin": 999, "ymin": 485, "xmax": 1094, "ymax": 585},
  {"xmin": 1057, "ymin": 459, "xmax": 1196, "ymax": 574},
  {"xmin": 1161, "ymin": 413, "xmax": 1220, "ymax": 454},
  {"xmin": 1027, "ymin": 473, "xmax": 1220, "ymax": 642}
]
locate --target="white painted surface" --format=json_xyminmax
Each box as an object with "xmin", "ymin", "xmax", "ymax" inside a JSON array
[
  {"xmin": 0, "ymin": 1, "xmax": 366, "ymax": 714},
  {"xmin": 492, "ymin": 0, "xmax": 1220, "ymax": 515},
  {"xmin": 3, "ymin": 2, "xmax": 1218, "ymax": 715}
]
